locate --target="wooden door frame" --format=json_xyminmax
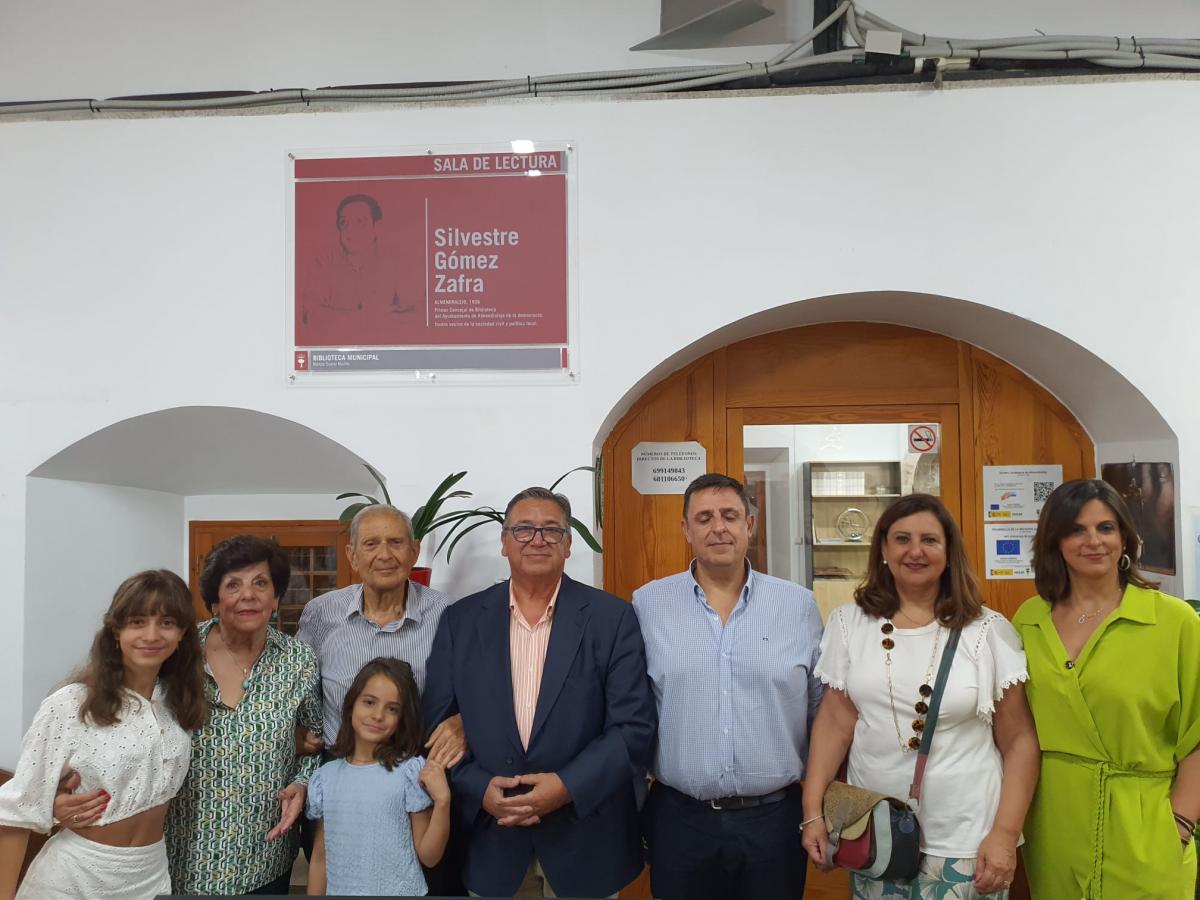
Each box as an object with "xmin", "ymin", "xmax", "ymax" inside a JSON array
[
  {"xmin": 187, "ymin": 520, "xmax": 352, "ymax": 622},
  {"xmin": 728, "ymin": 403, "xmax": 962, "ymax": 522}
]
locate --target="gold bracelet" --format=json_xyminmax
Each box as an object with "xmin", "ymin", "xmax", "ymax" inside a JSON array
[{"xmin": 800, "ymin": 814, "xmax": 825, "ymax": 828}]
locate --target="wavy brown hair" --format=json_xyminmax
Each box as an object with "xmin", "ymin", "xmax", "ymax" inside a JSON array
[
  {"xmin": 1032, "ymin": 478, "xmax": 1158, "ymax": 605},
  {"xmin": 854, "ymin": 493, "xmax": 984, "ymax": 629},
  {"xmin": 331, "ymin": 657, "xmax": 424, "ymax": 771},
  {"xmin": 76, "ymin": 570, "xmax": 207, "ymax": 730}
]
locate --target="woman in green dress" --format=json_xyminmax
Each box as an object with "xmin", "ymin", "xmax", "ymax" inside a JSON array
[{"xmin": 1015, "ymin": 478, "xmax": 1200, "ymax": 899}]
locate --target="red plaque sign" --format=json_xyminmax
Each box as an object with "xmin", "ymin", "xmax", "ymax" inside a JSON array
[{"xmin": 291, "ymin": 148, "xmax": 570, "ymax": 374}]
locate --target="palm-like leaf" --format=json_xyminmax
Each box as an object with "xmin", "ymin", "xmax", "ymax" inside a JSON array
[
  {"xmin": 568, "ymin": 515, "xmax": 603, "ymax": 553},
  {"xmin": 411, "ymin": 471, "xmax": 471, "ymax": 539},
  {"xmin": 549, "ymin": 465, "xmax": 595, "ymax": 492},
  {"xmin": 336, "ymin": 491, "xmax": 379, "ymax": 502},
  {"xmin": 363, "ymin": 462, "xmax": 392, "ymax": 505},
  {"xmin": 338, "ymin": 501, "xmax": 373, "ymax": 523},
  {"xmin": 441, "ymin": 511, "xmax": 505, "ymax": 561}
]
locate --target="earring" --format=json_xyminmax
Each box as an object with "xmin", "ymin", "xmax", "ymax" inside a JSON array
[{"xmin": 1119, "ymin": 553, "xmax": 1131, "ymax": 571}]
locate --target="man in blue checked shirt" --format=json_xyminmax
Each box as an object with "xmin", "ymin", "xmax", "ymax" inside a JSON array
[{"xmin": 633, "ymin": 472, "xmax": 824, "ymax": 900}]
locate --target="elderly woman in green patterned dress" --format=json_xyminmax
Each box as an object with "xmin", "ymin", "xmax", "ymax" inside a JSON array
[{"xmin": 56, "ymin": 534, "xmax": 322, "ymax": 894}]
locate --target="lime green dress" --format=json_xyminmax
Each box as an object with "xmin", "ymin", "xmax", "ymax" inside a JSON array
[{"xmin": 1014, "ymin": 585, "xmax": 1200, "ymax": 899}]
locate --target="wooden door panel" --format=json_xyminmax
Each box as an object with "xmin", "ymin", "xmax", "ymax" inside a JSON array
[
  {"xmin": 724, "ymin": 323, "xmax": 961, "ymax": 408},
  {"xmin": 602, "ymin": 358, "xmax": 716, "ymax": 603},
  {"xmin": 966, "ymin": 346, "xmax": 1094, "ymax": 619}
]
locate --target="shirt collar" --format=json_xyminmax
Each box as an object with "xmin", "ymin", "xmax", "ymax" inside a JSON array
[
  {"xmin": 509, "ymin": 578, "xmax": 561, "ymax": 627},
  {"xmin": 1111, "ymin": 583, "xmax": 1157, "ymax": 625},
  {"xmin": 345, "ymin": 582, "xmax": 422, "ymax": 626},
  {"xmin": 198, "ymin": 617, "xmax": 287, "ymax": 656},
  {"xmin": 687, "ymin": 558, "xmax": 755, "ymax": 605},
  {"xmin": 1015, "ymin": 582, "xmax": 1157, "ymax": 626}
]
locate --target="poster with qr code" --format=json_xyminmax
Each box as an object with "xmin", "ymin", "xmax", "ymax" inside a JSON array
[{"xmin": 982, "ymin": 465, "xmax": 1063, "ymax": 522}]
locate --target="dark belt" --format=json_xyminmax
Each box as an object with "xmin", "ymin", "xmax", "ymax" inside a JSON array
[{"xmin": 659, "ymin": 782, "xmax": 790, "ymax": 811}]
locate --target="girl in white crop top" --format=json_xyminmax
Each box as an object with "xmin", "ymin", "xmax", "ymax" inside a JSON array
[{"xmin": 0, "ymin": 569, "xmax": 207, "ymax": 900}]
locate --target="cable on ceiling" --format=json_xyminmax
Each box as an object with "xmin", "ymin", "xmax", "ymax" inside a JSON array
[{"xmin": 3, "ymin": 2, "xmax": 1199, "ymax": 117}]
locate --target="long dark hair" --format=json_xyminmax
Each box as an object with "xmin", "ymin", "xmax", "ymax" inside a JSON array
[
  {"xmin": 855, "ymin": 493, "xmax": 984, "ymax": 629},
  {"xmin": 331, "ymin": 657, "xmax": 424, "ymax": 771},
  {"xmin": 77, "ymin": 570, "xmax": 207, "ymax": 730},
  {"xmin": 1033, "ymin": 478, "xmax": 1158, "ymax": 604}
]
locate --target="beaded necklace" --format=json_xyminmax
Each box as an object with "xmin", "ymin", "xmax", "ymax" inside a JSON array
[{"xmin": 881, "ymin": 619, "xmax": 942, "ymax": 753}]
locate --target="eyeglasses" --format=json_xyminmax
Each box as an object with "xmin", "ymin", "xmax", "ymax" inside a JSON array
[{"xmin": 503, "ymin": 525, "xmax": 569, "ymax": 545}]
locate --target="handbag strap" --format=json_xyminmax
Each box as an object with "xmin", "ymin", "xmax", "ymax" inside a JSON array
[{"xmin": 908, "ymin": 627, "xmax": 961, "ymax": 805}]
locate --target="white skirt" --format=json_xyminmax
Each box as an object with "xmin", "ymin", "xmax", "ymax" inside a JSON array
[{"xmin": 17, "ymin": 828, "xmax": 170, "ymax": 900}]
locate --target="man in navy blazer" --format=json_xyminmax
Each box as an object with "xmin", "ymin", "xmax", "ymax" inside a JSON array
[{"xmin": 423, "ymin": 486, "xmax": 656, "ymax": 898}]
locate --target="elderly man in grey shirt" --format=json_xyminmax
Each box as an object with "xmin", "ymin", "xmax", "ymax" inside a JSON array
[{"xmin": 296, "ymin": 504, "xmax": 464, "ymax": 761}]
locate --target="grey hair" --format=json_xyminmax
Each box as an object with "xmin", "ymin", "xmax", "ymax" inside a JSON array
[
  {"xmin": 503, "ymin": 487, "xmax": 571, "ymax": 525},
  {"xmin": 349, "ymin": 504, "xmax": 414, "ymax": 546}
]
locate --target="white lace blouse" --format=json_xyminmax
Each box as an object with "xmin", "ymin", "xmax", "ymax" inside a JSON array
[
  {"xmin": 0, "ymin": 683, "xmax": 191, "ymax": 833},
  {"xmin": 815, "ymin": 604, "xmax": 1028, "ymax": 858}
]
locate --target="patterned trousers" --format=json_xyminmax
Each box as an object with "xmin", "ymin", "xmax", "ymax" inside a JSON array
[{"xmin": 851, "ymin": 855, "xmax": 1009, "ymax": 900}]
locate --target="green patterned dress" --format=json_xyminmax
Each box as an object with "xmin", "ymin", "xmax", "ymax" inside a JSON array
[{"xmin": 166, "ymin": 620, "xmax": 322, "ymax": 894}]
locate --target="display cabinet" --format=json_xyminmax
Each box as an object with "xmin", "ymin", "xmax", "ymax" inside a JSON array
[{"xmin": 801, "ymin": 460, "xmax": 902, "ymax": 620}]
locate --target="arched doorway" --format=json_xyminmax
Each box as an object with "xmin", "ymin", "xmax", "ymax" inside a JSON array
[
  {"xmin": 601, "ymin": 322, "xmax": 1095, "ymax": 619},
  {"xmin": 601, "ymin": 320, "xmax": 1103, "ymax": 900},
  {"xmin": 23, "ymin": 405, "xmax": 376, "ymax": 726}
]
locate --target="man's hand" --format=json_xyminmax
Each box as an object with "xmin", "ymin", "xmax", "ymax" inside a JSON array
[
  {"xmin": 482, "ymin": 776, "xmax": 539, "ymax": 827},
  {"xmin": 267, "ymin": 783, "xmax": 307, "ymax": 842},
  {"xmin": 295, "ymin": 726, "xmax": 324, "ymax": 757},
  {"xmin": 498, "ymin": 773, "xmax": 571, "ymax": 823},
  {"xmin": 425, "ymin": 714, "xmax": 466, "ymax": 768},
  {"xmin": 52, "ymin": 771, "xmax": 108, "ymax": 828}
]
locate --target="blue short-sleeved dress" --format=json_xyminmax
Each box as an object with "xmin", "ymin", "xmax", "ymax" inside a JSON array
[{"xmin": 306, "ymin": 755, "xmax": 432, "ymax": 896}]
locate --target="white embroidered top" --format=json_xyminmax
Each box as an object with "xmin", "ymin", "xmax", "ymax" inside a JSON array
[
  {"xmin": 0, "ymin": 683, "xmax": 191, "ymax": 834},
  {"xmin": 814, "ymin": 604, "xmax": 1028, "ymax": 858}
]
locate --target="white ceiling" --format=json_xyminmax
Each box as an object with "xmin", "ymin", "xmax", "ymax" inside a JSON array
[{"xmin": 29, "ymin": 406, "xmax": 377, "ymax": 496}]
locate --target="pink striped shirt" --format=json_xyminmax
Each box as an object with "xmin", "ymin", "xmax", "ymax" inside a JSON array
[{"xmin": 509, "ymin": 581, "xmax": 560, "ymax": 749}]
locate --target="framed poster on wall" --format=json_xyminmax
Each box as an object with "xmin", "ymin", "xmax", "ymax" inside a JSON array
[
  {"xmin": 1101, "ymin": 461, "xmax": 1176, "ymax": 575},
  {"xmin": 286, "ymin": 142, "xmax": 576, "ymax": 385}
]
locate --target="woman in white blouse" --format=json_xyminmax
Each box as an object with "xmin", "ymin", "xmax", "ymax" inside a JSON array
[
  {"xmin": 0, "ymin": 569, "xmax": 206, "ymax": 899},
  {"xmin": 801, "ymin": 494, "xmax": 1040, "ymax": 900}
]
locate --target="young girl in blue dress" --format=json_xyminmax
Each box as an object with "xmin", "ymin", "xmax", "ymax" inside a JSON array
[{"xmin": 306, "ymin": 657, "xmax": 450, "ymax": 896}]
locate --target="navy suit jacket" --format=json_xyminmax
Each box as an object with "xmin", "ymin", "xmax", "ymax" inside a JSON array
[{"xmin": 422, "ymin": 574, "xmax": 657, "ymax": 897}]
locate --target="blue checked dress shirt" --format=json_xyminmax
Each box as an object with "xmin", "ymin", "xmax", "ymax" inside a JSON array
[{"xmin": 633, "ymin": 563, "xmax": 824, "ymax": 800}]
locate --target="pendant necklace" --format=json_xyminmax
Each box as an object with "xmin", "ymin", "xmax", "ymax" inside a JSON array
[
  {"xmin": 216, "ymin": 624, "xmax": 260, "ymax": 690},
  {"xmin": 1076, "ymin": 604, "xmax": 1110, "ymax": 625}
]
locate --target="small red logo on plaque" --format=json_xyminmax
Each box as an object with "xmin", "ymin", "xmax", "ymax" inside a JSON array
[{"xmin": 295, "ymin": 351, "xmax": 309, "ymax": 371}]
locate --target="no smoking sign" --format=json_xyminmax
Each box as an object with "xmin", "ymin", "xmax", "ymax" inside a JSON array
[{"xmin": 908, "ymin": 423, "xmax": 939, "ymax": 453}]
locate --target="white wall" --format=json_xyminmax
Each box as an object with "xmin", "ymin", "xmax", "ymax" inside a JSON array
[
  {"xmin": 5, "ymin": 76, "xmax": 1200, "ymax": 760},
  {"xmin": 22, "ymin": 479, "xmax": 184, "ymax": 727}
]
